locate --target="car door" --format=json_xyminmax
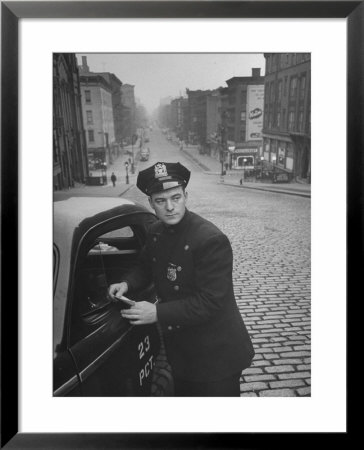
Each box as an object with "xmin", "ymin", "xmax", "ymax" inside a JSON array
[
  {"xmin": 67, "ymin": 212, "xmax": 160, "ymax": 396},
  {"xmin": 53, "ymin": 244, "xmax": 82, "ymax": 397}
]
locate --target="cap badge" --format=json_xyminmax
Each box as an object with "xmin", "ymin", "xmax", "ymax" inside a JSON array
[{"xmin": 154, "ymin": 163, "xmax": 168, "ymax": 178}]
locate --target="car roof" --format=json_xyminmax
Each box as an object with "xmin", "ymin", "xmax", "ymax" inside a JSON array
[{"xmin": 54, "ymin": 197, "xmax": 138, "ymax": 236}]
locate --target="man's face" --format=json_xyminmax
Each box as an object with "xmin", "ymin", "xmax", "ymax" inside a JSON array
[{"xmin": 149, "ymin": 186, "xmax": 188, "ymax": 226}]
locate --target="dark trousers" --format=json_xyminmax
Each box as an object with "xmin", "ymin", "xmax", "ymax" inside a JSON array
[{"xmin": 174, "ymin": 373, "xmax": 241, "ymax": 397}]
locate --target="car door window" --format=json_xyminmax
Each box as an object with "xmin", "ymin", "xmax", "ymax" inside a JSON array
[{"xmin": 69, "ymin": 221, "xmax": 148, "ymax": 345}]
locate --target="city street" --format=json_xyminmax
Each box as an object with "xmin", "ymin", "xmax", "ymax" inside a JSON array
[{"xmin": 55, "ymin": 128, "xmax": 311, "ymax": 397}]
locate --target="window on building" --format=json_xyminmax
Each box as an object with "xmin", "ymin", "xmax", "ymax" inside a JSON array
[
  {"xmin": 292, "ymin": 54, "xmax": 297, "ymax": 65},
  {"xmin": 284, "ymin": 77, "xmax": 288, "ymax": 97},
  {"xmin": 269, "ymin": 112, "xmax": 273, "ymax": 128},
  {"xmin": 282, "ymin": 109, "xmax": 286, "ymax": 128},
  {"xmin": 278, "ymin": 145, "xmax": 286, "ymax": 165},
  {"xmin": 280, "ymin": 54, "xmax": 285, "ymax": 68},
  {"xmin": 277, "ymin": 80, "xmax": 283, "ymax": 102},
  {"xmin": 276, "ymin": 112, "xmax": 281, "ymax": 128},
  {"xmin": 265, "ymin": 84, "xmax": 270, "ymax": 104},
  {"xmin": 288, "ymin": 111, "xmax": 295, "ymax": 131},
  {"xmin": 240, "ymin": 128, "xmax": 246, "ymax": 141},
  {"xmin": 273, "ymin": 54, "xmax": 277, "ymax": 70},
  {"xmin": 240, "ymin": 112, "xmax": 246, "ymax": 121},
  {"xmin": 86, "ymin": 110, "xmax": 93, "ymax": 124},
  {"xmin": 300, "ymin": 75, "xmax": 306, "ymax": 101},
  {"xmin": 298, "ymin": 111, "xmax": 304, "ymax": 132},
  {"xmin": 286, "ymin": 54, "xmax": 290, "ymax": 66},
  {"xmin": 88, "ymin": 129, "xmax": 94, "ymax": 142},
  {"xmin": 85, "ymin": 90, "xmax": 91, "ymax": 103},
  {"xmin": 270, "ymin": 82, "xmax": 275, "ymax": 102},
  {"xmin": 289, "ymin": 77, "xmax": 298, "ymax": 99}
]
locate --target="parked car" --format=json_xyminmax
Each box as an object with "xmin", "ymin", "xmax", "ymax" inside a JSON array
[{"xmin": 53, "ymin": 197, "xmax": 162, "ymax": 396}]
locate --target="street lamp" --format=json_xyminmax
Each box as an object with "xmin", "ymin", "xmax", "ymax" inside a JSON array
[
  {"xmin": 101, "ymin": 162, "xmax": 107, "ymax": 185},
  {"xmin": 124, "ymin": 161, "xmax": 129, "ymax": 184},
  {"xmin": 242, "ymin": 158, "xmax": 247, "ymax": 183},
  {"xmin": 260, "ymin": 156, "xmax": 264, "ymax": 180},
  {"xmin": 131, "ymin": 133, "xmax": 136, "ymax": 174},
  {"xmin": 272, "ymin": 155, "xmax": 277, "ymax": 182}
]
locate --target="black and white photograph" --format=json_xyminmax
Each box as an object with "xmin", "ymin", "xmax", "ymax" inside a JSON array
[
  {"xmin": 2, "ymin": 2, "xmax": 353, "ymax": 443},
  {"xmin": 53, "ymin": 52, "xmax": 311, "ymax": 398}
]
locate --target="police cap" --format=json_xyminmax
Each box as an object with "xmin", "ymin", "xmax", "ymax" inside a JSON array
[{"xmin": 137, "ymin": 162, "xmax": 191, "ymax": 195}]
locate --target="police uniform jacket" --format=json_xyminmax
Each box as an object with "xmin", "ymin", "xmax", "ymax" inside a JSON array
[{"xmin": 123, "ymin": 209, "xmax": 255, "ymax": 382}]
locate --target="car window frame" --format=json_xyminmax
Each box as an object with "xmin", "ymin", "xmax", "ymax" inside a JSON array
[
  {"xmin": 65, "ymin": 211, "xmax": 156, "ymax": 349},
  {"xmin": 53, "ymin": 243, "xmax": 60, "ymax": 296}
]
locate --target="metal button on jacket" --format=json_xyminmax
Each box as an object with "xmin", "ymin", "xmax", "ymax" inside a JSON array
[
  {"xmin": 174, "ymin": 285, "xmax": 179, "ymax": 291},
  {"xmin": 167, "ymin": 326, "xmax": 173, "ymax": 331}
]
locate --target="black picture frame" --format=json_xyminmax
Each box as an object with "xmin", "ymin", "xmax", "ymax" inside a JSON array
[{"xmin": 1, "ymin": 1, "xmax": 359, "ymax": 448}]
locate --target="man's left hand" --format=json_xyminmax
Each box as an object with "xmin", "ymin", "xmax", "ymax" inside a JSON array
[{"xmin": 120, "ymin": 301, "xmax": 157, "ymax": 325}]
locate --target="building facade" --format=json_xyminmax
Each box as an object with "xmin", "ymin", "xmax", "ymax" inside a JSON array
[
  {"xmin": 170, "ymin": 97, "xmax": 188, "ymax": 141},
  {"xmin": 53, "ymin": 53, "xmax": 88, "ymax": 190},
  {"xmin": 206, "ymin": 89, "xmax": 223, "ymax": 160},
  {"xmin": 262, "ymin": 53, "xmax": 311, "ymax": 182},
  {"xmin": 120, "ymin": 84, "xmax": 137, "ymax": 144},
  {"xmin": 98, "ymin": 72, "xmax": 123, "ymax": 151},
  {"xmin": 79, "ymin": 73, "xmax": 116, "ymax": 166},
  {"xmin": 225, "ymin": 68, "xmax": 265, "ymax": 170},
  {"xmin": 186, "ymin": 89, "xmax": 211, "ymax": 146}
]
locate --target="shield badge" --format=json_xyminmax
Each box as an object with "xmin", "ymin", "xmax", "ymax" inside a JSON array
[
  {"xmin": 154, "ymin": 163, "xmax": 168, "ymax": 178},
  {"xmin": 167, "ymin": 263, "xmax": 177, "ymax": 281}
]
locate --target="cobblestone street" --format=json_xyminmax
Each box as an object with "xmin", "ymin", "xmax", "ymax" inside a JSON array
[{"xmin": 122, "ymin": 129, "xmax": 311, "ymax": 397}]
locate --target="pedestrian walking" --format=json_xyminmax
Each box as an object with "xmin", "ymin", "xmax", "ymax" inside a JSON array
[
  {"xmin": 109, "ymin": 162, "xmax": 254, "ymax": 396},
  {"xmin": 111, "ymin": 172, "xmax": 117, "ymax": 187}
]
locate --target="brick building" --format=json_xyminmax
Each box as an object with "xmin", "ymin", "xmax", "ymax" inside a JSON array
[
  {"xmin": 186, "ymin": 89, "xmax": 212, "ymax": 146},
  {"xmin": 97, "ymin": 72, "xmax": 123, "ymax": 152},
  {"xmin": 53, "ymin": 53, "xmax": 88, "ymax": 190},
  {"xmin": 120, "ymin": 84, "xmax": 137, "ymax": 144},
  {"xmin": 206, "ymin": 89, "xmax": 223, "ymax": 161},
  {"xmin": 225, "ymin": 68, "xmax": 265, "ymax": 170},
  {"xmin": 170, "ymin": 97, "xmax": 188, "ymax": 141},
  {"xmin": 262, "ymin": 53, "xmax": 311, "ymax": 182},
  {"xmin": 79, "ymin": 73, "xmax": 116, "ymax": 166}
]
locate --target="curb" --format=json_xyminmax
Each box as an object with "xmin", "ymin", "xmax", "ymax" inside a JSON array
[
  {"xmin": 118, "ymin": 184, "xmax": 135, "ymax": 197},
  {"xmin": 220, "ymin": 182, "xmax": 311, "ymax": 198},
  {"xmin": 180, "ymin": 148, "xmax": 213, "ymax": 172}
]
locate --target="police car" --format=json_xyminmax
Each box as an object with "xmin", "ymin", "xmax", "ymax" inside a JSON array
[{"xmin": 53, "ymin": 197, "xmax": 162, "ymax": 396}]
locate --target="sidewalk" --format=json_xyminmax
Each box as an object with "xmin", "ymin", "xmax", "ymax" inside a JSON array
[
  {"xmin": 53, "ymin": 151, "xmax": 140, "ymax": 201},
  {"xmin": 181, "ymin": 144, "xmax": 311, "ymax": 198}
]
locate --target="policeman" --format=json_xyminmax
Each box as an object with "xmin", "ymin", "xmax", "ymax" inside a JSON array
[{"xmin": 109, "ymin": 162, "xmax": 254, "ymax": 396}]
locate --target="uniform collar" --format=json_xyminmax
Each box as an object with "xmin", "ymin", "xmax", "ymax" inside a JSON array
[{"xmin": 163, "ymin": 209, "xmax": 190, "ymax": 234}]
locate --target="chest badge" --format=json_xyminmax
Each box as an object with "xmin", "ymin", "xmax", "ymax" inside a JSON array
[{"xmin": 167, "ymin": 263, "xmax": 178, "ymax": 281}]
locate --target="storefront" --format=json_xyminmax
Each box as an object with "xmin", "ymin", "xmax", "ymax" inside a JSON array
[
  {"xmin": 229, "ymin": 142, "xmax": 262, "ymax": 170},
  {"xmin": 262, "ymin": 136, "xmax": 294, "ymax": 173}
]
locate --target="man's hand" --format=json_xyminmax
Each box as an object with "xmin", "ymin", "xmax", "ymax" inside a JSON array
[
  {"xmin": 109, "ymin": 281, "xmax": 128, "ymax": 300},
  {"xmin": 120, "ymin": 301, "xmax": 157, "ymax": 325}
]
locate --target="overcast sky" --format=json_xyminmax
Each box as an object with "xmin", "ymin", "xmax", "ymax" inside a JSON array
[{"xmin": 76, "ymin": 53, "xmax": 265, "ymax": 114}]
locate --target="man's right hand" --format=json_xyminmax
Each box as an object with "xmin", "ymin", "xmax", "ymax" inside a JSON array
[{"xmin": 108, "ymin": 281, "xmax": 128, "ymax": 300}]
